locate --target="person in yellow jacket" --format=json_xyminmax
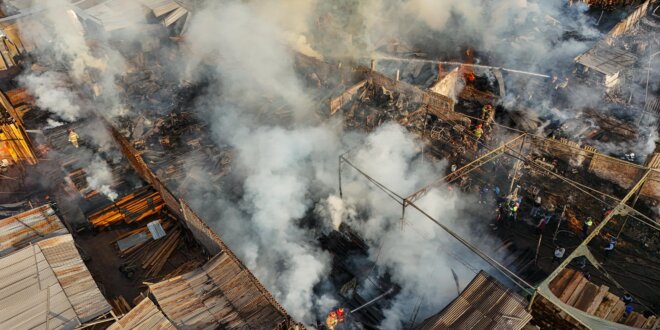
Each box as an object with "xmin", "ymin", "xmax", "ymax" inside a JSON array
[
  {"xmin": 326, "ymin": 311, "xmax": 338, "ymax": 330},
  {"xmin": 474, "ymin": 124, "xmax": 484, "ymax": 139},
  {"xmin": 68, "ymin": 129, "xmax": 79, "ymax": 148}
]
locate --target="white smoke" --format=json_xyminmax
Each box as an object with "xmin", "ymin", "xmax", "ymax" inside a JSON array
[
  {"xmin": 19, "ymin": 72, "xmax": 83, "ymax": 122},
  {"xmin": 11, "ymin": 0, "xmax": 654, "ymax": 327},
  {"xmin": 86, "ymin": 155, "xmax": 118, "ymax": 201},
  {"xmin": 329, "ymin": 124, "xmax": 499, "ymax": 327}
]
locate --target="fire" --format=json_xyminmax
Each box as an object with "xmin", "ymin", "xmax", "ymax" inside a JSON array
[{"xmin": 460, "ymin": 48, "xmax": 476, "ymax": 82}]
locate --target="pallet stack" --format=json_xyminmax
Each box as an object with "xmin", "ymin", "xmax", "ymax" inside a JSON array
[
  {"xmin": 87, "ymin": 187, "xmax": 164, "ymax": 227},
  {"xmin": 534, "ymin": 268, "xmax": 660, "ymax": 329}
]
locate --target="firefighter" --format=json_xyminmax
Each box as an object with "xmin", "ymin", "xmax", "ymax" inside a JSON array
[
  {"xmin": 336, "ymin": 308, "xmax": 346, "ymax": 322},
  {"xmin": 326, "ymin": 311, "xmax": 338, "ymax": 330},
  {"xmin": 482, "ymin": 104, "xmax": 494, "ymax": 127},
  {"xmin": 474, "ymin": 124, "xmax": 484, "ymax": 139},
  {"xmin": 482, "ymin": 104, "xmax": 492, "ymax": 119},
  {"xmin": 68, "ymin": 128, "xmax": 79, "ymax": 148}
]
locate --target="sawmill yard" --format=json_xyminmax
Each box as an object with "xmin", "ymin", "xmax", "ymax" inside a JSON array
[{"xmin": 0, "ymin": 0, "xmax": 659, "ymax": 329}]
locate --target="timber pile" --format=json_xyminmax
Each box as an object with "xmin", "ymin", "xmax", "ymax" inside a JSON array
[
  {"xmin": 539, "ymin": 268, "xmax": 660, "ymax": 328},
  {"xmin": 87, "ymin": 187, "xmax": 164, "ymax": 227},
  {"xmin": 120, "ymin": 223, "xmax": 182, "ymax": 279}
]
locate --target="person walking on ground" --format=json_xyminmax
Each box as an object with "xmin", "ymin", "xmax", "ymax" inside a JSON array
[
  {"xmin": 531, "ymin": 194, "xmax": 542, "ymax": 218},
  {"xmin": 552, "ymin": 246, "xmax": 565, "ymax": 264},
  {"xmin": 604, "ymin": 237, "xmax": 617, "ymax": 257},
  {"xmin": 582, "ymin": 217, "xmax": 593, "ymax": 237}
]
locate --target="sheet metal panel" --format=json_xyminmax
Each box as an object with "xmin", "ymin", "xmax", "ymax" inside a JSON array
[
  {"xmin": 417, "ymin": 271, "xmax": 532, "ymax": 330},
  {"xmin": 150, "ymin": 251, "xmax": 285, "ymax": 329},
  {"xmin": 39, "ymin": 235, "xmax": 112, "ymax": 322},
  {"xmin": 108, "ymin": 297, "xmax": 175, "ymax": 330},
  {"xmin": 0, "ymin": 205, "xmax": 67, "ymax": 256},
  {"xmin": 0, "ymin": 242, "xmax": 80, "ymax": 330}
]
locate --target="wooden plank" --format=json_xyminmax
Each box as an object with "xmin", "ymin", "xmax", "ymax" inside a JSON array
[
  {"xmin": 641, "ymin": 315, "xmax": 656, "ymax": 329},
  {"xmin": 624, "ymin": 312, "xmax": 647, "ymax": 327},
  {"xmin": 595, "ymin": 292, "xmax": 619, "ymax": 319},
  {"xmin": 574, "ymin": 282, "xmax": 599, "ymax": 312},
  {"xmin": 550, "ymin": 268, "xmax": 575, "ymax": 296},
  {"xmin": 585, "ymin": 285, "xmax": 609, "ymax": 315},
  {"xmin": 566, "ymin": 277, "xmax": 588, "ymax": 306},
  {"xmin": 558, "ymin": 271, "xmax": 584, "ymax": 302},
  {"xmin": 606, "ymin": 300, "xmax": 626, "ymax": 322}
]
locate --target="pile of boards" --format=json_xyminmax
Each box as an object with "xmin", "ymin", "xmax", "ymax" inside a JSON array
[
  {"xmin": 87, "ymin": 187, "xmax": 164, "ymax": 227},
  {"xmin": 548, "ymin": 268, "xmax": 658, "ymax": 328},
  {"xmin": 115, "ymin": 218, "xmax": 182, "ymax": 279}
]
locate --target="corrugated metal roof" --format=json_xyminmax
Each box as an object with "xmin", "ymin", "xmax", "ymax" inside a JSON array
[
  {"xmin": 149, "ymin": 251, "xmax": 285, "ymax": 329},
  {"xmin": 0, "ymin": 234, "xmax": 112, "ymax": 329},
  {"xmin": 575, "ymin": 42, "xmax": 638, "ymax": 76},
  {"xmin": 82, "ymin": 0, "xmax": 148, "ymax": 32},
  {"xmin": 417, "ymin": 271, "xmax": 532, "ymax": 330},
  {"xmin": 108, "ymin": 297, "xmax": 175, "ymax": 330},
  {"xmin": 0, "ymin": 204, "xmax": 67, "ymax": 256}
]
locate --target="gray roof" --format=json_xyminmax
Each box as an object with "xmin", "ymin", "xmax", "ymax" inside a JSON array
[
  {"xmin": 0, "ymin": 205, "xmax": 68, "ymax": 257},
  {"xmin": 575, "ymin": 43, "xmax": 638, "ymax": 76},
  {"xmin": 0, "ymin": 235, "xmax": 112, "ymax": 329}
]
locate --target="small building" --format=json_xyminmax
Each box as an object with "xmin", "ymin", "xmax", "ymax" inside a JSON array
[
  {"xmin": 416, "ymin": 271, "xmax": 532, "ymax": 330},
  {"xmin": 0, "ymin": 234, "xmax": 112, "ymax": 329},
  {"xmin": 575, "ymin": 42, "xmax": 638, "ymax": 94}
]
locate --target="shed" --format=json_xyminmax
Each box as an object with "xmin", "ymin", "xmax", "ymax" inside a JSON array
[
  {"xmin": 0, "ymin": 234, "xmax": 112, "ymax": 329},
  {"xmin": 416, "ymin": 271, "xmax": 532, "ymax": 330},
  {"xmin": 575, "ymin": 43, "xmax": 637, "ymax": 92}
]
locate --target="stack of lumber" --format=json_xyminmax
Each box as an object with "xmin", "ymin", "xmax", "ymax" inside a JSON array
[
  {"xmin": 545, "ymin": 268, "xmax": 659, "ymax": 328},
  {"xmin": 114, "ymin": 219, "xmax": 175, "ymax": 256},
  {"xmin": 120, "ymin": 223, "xmax": 182, "ymax": 279},
  {"xmin": 87, "ymin": 187, "xmax": 164, "ymax": 227}
]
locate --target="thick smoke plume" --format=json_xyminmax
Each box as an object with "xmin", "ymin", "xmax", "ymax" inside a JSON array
[
  {"xmin": 11, "ymin": 0, "xmax": 655, "ymax": 327},
  {"xmin": 86, "ymin": 155, "xmax": 118, "ymax": 201},
  {"xmin": 19, "ymin": 72, "xmax": 83, "ymax": 122}
]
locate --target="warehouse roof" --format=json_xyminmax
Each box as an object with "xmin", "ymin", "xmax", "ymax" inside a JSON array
[
  {"xmin": 417, "ymin": 271, "xmax": 532, "ymax": 330},
  {"xmin": 0, "ymin": 204, "xmax": 67, "ymax": 256},
  {"xmin": 0, "ymin": 234, "xmax": 112, "ymax": 329},
  {"xmin": 108, "ymin": 297, "xmax": 174, "ymax": 330},
  {"xmin": 149, "ymin": 251, "xmax": 286, "ymax": 329}
]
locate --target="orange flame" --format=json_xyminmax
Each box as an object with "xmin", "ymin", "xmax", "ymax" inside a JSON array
[{"xmin": 460, "ymin": 48, "xmax": 476, "ymax": 82}]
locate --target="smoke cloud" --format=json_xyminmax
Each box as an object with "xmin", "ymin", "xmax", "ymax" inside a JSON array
[
  {"xmin": 19, "ymin": 71, "xmax": 83, "ymax": 122},
  {"xmin": 86, "ymin": 155, "xmax": 118, "ymax": 201},
  {"xmin": 10, "ymin": 0, "xmax": 655, "ymax": 327}
]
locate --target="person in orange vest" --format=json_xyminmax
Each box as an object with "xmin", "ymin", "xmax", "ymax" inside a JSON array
[{"xmin": 326, "ymin": 311, "xmax": 338, "ymax": 330}]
